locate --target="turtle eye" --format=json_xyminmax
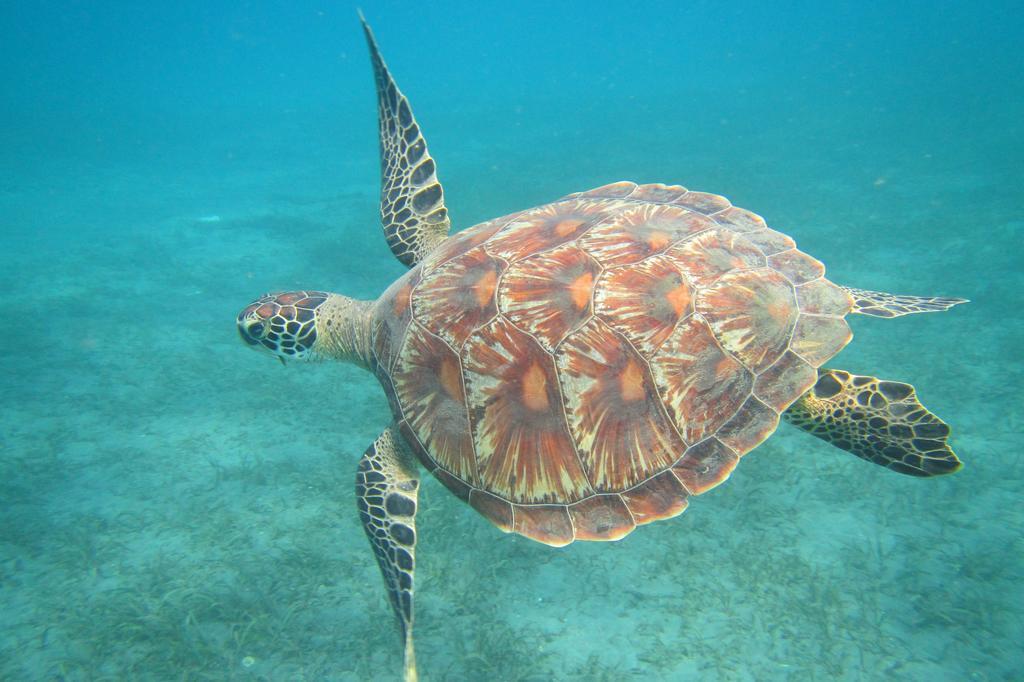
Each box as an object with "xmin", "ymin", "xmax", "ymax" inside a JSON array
[{"xmin": 248, "ymin": 322, "xmax": 266, "ymax": 338}]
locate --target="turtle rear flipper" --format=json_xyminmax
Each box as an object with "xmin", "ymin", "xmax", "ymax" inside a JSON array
[
  {"xmin": 841, "ymin": 286, "xmax": 967, "ymax": 318},
  {"xmin": 783, "ymin": 369, "xmax": 962, "ymax": 476}
]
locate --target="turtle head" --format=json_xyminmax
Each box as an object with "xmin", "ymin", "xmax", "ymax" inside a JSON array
[
  {"xmin": 236, "ymin": 290, "xmax": 373, "ymax": 367},
  {"xmin": 236, "ymin": 291, "xmax": 331, "ymax": 364}
]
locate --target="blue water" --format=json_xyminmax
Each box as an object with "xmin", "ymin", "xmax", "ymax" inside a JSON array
[{"xmin": 1, "ymin": 1, "xmax": 1021, "ymax": 679}]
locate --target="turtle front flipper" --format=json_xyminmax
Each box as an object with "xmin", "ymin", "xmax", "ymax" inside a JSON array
[
  {"xmin": 360, "ymin": 15, "xmax": 451, "ymax": 268},
  {"xmin": 356, "ymin": 425, "xmax": 421, "ymax": 682},
  {"xmin": 783, "ymin": 369, "xmax": 962, "ymax": 476},
  {"xmin": 840, "ymin": 286, "xmax": 967, "ymax": 318}
]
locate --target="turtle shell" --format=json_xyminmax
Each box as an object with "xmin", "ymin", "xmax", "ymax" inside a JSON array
[{"xmin": 370, "ymin": 182, "xmax": 853, "ymax": 546}]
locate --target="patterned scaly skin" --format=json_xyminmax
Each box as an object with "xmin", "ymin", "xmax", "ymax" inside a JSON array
[
  {"xmin": 356, "ymin": 425, "xmax": 420, "ymax": 682},
  {"xmin": 361, "ymin": 17, "xmax": 450, "ymax": 268},
  {"xmin": 840, "ymin": 286, "xmax": 968, "ymax": 318},
  {"xmin": 236, "ymin": 292, "xmax": 373, "ymax": 367},
  {"xmin": 783, "ymin": 369, "xmax": 962, "ymax": 476}
]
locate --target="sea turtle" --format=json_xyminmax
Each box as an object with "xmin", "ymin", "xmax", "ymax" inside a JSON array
[{"xmin": 236, "ymin": 17, "xmax": 965, "ymax": 682}]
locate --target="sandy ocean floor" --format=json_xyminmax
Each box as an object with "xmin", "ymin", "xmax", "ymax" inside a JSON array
[{"xmin": 1, "ymin": 4, "xmax": 1021, "ymax": 681}]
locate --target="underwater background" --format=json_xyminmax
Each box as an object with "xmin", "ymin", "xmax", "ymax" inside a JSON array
[{"xmin": 1, "ymin": 0, "xmax": 1021, "ymax": 679}]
